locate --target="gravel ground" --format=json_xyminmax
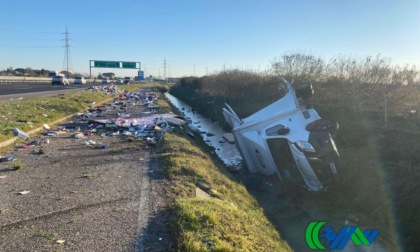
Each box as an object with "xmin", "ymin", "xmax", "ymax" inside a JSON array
[{"xmin": 0, "ymin": 88, "xmax": 176, "ymax": 252}]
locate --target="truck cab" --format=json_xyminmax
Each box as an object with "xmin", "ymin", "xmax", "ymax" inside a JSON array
[{"xmin": 223, "ymin": 77, "xmax": 340, "ymax": 192}]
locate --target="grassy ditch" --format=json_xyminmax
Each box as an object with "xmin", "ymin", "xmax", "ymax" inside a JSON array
[
  {"xmin": 153, "ymin": 90, "xmax": 290, "ymax": 251},
  {"xmin": 157, "ymin": 130, "xmax": 291, "ymax": 251},
  {"xmin": 0, "ymin": 83, "xmax": 153, "ymax": 143}
]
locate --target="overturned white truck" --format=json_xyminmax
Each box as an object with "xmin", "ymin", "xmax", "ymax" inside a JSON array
[{"xmin": 223, "ymin": 77, "xmax": 340, "ymax": 192}]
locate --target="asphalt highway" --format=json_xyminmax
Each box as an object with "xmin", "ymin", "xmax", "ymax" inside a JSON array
[{"xmin": 0, "ymin": 82, "xmax": 111, "ymax": 101}]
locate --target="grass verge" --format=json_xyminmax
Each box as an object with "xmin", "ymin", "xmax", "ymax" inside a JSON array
[{"xmin": 156, "ymin": 100, "xmax": 291, "ymax": 251}]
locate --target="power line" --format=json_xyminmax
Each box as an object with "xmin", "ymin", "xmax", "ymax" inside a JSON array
[
  {"xmin": 0, "ymin": 45, "xmax": 60, "ymax": 48},
  {"xmin": 0, "ymin": 28, "xmax": 61, "ymax": 34},
  {"xmin": 0, "ymin": 38, "xmax": 61, "ymax": 41}
]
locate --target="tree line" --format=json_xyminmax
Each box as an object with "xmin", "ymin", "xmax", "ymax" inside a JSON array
[{"xmin": 175, "ymin": 53, "xmax": 420, "ymax": 128}]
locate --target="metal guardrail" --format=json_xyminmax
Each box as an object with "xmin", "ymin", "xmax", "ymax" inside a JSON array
[
  {"xmin": 0, "ymin": 77, "xmax": 52, "ymax": 84},
  {"xmin": 0, "ymin": 77, "xmax": 98, "ymax": 84}
]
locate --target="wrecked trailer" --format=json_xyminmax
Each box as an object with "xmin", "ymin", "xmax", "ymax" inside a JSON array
[{"xmin": 223, "ymin": 77, "xmax": 340, "ymax": 192}]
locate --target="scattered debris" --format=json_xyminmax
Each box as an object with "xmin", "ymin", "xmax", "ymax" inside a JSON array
[
  {"xmin": 187, "ymin": 131, "xmax": 195, "ymax": 139},
  {"xmin": 222, "ymin": 133, "xmax": 235, "ymax": 144},
  {"xmin": 56, "ymin": 239, "xmax": 66, "ymax": 244},
  {"xmin": 97, "ymin": 144, "xmax": 109, "ymax": 149},
  {"xmin": 17, "ymin": 191, "xmax": 30, "ymax": 195},
  {"xmin": 84, "ymin": 140, "xmax": 96, "ymax": 145},
  {"xmin": 74, "ymin": 133, "xmax": 85, "ymax": 139},
  {"xmin": 13, "ymin": 128, "xmax": 30, "ymax": 141},
  {"xmin": 43, "ymin": 124, "xmax": 50, "ymax": 130},
  {"xmin": 0, "ymin": 155, "xmax": 16, "ymax": 162}
]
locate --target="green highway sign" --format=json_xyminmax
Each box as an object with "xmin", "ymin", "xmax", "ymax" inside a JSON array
[
  {"xmin": 94, "ymin": 61, "xmax": 120, "ymax": 68},
  {"xmin": 122, "ymin": 62, "xmax": 137, "ymax": 69}
]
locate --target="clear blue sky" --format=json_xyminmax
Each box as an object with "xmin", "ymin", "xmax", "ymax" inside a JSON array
[{"xmin": 1, "ymin": 0, "xmax": 419, "ymax": 78}]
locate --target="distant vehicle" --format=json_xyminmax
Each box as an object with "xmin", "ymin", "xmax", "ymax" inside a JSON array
[
  {"xmin": 116, "ymin": 78, "xmax": 123, "ymax": 84},
  {"xmin": 48, "ymin": 71, "xmax": 60, "ymax": 77},
  {"xmin": 74, "ymin": 76, "xmax": 87, "ymax": 85},
  {"xmin": 102, "ymin": 77, "xmax": 110, "ymax": 84},
  {"xmin": 52, "ymin": 75, "xmax": 70, "ymax": 85},
  {"xmin": 223, "ymin": 77, "xmax": 340, "ymax": 192},
  {"xmin": 124, "ymin": 77, "xmax": 132, "ymax": 84}
]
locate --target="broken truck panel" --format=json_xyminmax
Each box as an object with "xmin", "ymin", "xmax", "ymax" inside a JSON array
[{"xmin": 223, "ymin": 77, "xmax": 340, "ymax": 192}]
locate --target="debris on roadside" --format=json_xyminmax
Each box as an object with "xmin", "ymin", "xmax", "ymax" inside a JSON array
[
  {"xmin": 13, "ymin": 128, "xmax": 30, "ymax": 141},
  {"xmin": 7, "ymin": 89, "xmax": 187, "ymax": 165},
  {"xmin": 17, "ymin": 190, "xmax": 30, "ymax": 195},
  {"xmin": 97, "ymin": 144, "xmax": 109, "ymax": 149},
  {"xmin": 74, "ymin": 133, "xmax": 85, "ymax": 139},
  {"xmin": 0, "ymin": 155, "xmax": 16, "ymax": 162}
]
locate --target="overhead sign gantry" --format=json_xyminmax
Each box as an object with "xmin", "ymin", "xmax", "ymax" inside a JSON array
[{"xmin": 89, "ymin": 60, "xmax": 141, "ymax": 78}]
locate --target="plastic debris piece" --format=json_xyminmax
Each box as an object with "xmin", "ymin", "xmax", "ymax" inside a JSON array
[
  {"xmin": 18, "ymin": 191, "xmax": 30, "ymax": 195},
  {"xmin": 84, "ymin": 140, "xmax": 96, "ymax": 145},
  {"xmin": 98, "ymin": 144, "xmax": 109, "ymax": 149},
  {"xmin": 56, "ymin": 240, "xmax": 66, "ymax": 244},
  {"xmin": 74, "ymin": 133, "xmax": 85, "ymax": 139},
  {"xmin": 43, "ymin": 124, "xmax": 51, "ymax": 130},
  {"xmin": 28, "ymin": 141, "xmax": 41, "ymax": 147},
  {"xmin": 42, "ymin": 114, "xmax": 48, "ymax": 118},
  {"xmin": 0, "ymin": 155, "xmax": 16, "ymax": 162},
  {"xmin": 13, "ymin": 128, "xmax": 30, "ymax": 141},
  {"xmin": 0, "ymin": 175, "xmax": 6, "ymax": 179}
]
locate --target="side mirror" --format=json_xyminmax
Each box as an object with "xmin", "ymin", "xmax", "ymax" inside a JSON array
[{"xmin": 295, "ymin": 83, "xmax": 314, "ymax": 100}]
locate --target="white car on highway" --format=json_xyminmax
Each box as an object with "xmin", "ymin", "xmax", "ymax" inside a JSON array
[
  {"xmin": 74, "ymin": 76, "xmax": 87, "ymax": 85},
  {"xmin": 52, "ymin": 76, "xmax": 70, "ymax": 85}
]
